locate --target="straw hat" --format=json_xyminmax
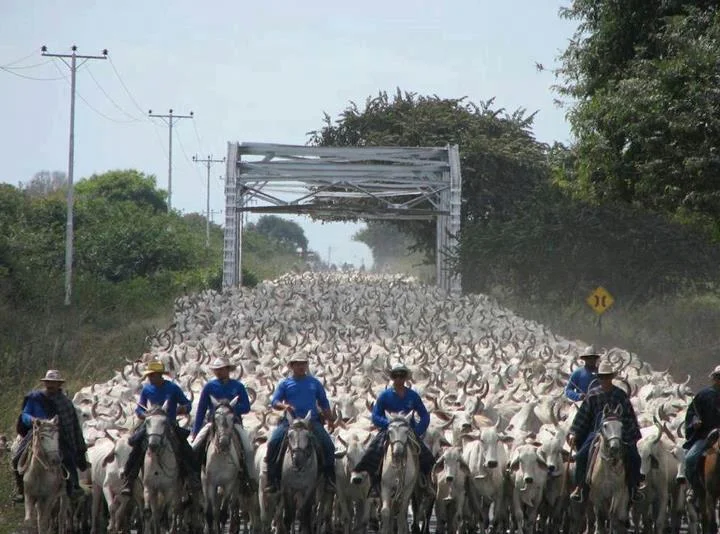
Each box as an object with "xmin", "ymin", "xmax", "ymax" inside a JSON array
[
  {"xmin": 209, "ymin": 356, "xmax": 236, "ymax": 370},
  {"xmin": 388, "ymin": 363, "xmax": 412, "ymax": 380},
  {"xmin": 142, "ymin": 360, "xmax": 169, "ymax": 378},
  {"xmin": 596, "ymin": 361, "xmax": 616, "ymax": 376},
  {"xmin": 579, "ymin": 345, "xmax": 601, "ymax": 359},
  {"xmin": 40, "ymin": 369, "xmax": 65, "ymax": 383},
  {"xmin": 288, "ymin": 353, "xmax": 309, "ymax": 365}
]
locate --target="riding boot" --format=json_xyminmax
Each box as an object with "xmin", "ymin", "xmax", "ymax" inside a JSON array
[
  {"xmin": 12, "ymin": 471, "xmax": 24, "ymax": 503},
  {"xmin": 121, "ymin": 442, "xmax": 145, "ymax": 496},
  {"xmin": 324, "ymin": 468, "xmax": 336, "ymax": 491}
]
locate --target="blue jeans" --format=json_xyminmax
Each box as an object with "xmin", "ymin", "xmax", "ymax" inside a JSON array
[
  {"xmin": 265, "ymin": 419, "xmax": 335, "ymax": 484},
  {"xmin": 685, "ymin": 439, "xmax": 707, "ymax": 490},
  {"xmin": 574, "ymin": 433, "xmax": 641, "ymax": 490}
]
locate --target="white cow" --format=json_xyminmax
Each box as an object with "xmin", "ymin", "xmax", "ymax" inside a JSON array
[
  {"xmin": 508, "ymin": 443, "xmax": 548, "ymax": 534},
  {"xmin": 462, "ymin": 424, "xmax": 512, "ymax": 533},
  {"xmin": 334, "ymin": 432, "xmax": 372, "ymax": 534},
  {"xmin": 432, "ymin": 447, "xmax": 470, "ymax": 534},
  {"xmin": 633, "ymin": 425, "xmax": 676, "ymax": 534},
  {"xmin": 87, "ymin": 434, "xmax": 138, "ymax": 534}
]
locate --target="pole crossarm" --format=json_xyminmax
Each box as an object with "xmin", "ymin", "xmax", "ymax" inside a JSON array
[{"xmin": 223, "ymin": 142, "xmax": 463, "ymax": 295}]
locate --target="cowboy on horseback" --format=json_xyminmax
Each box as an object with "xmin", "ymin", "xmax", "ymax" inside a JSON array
[
  {"xmin": 683, "ymin": 364, "xmax": 720, "ymax": 502},
  {"xmin": 191, "ymin": 356, "xmax": 258, "ymax": 491},
  {"xmin": 567, "ymin": 361, "xmax": 646, "ymax": 503},
  {"xmin": 264, "ymin": 353, "xmax": 336, "ymax": 493},
  {"xmin": 12, "ymin": 370, "xmax": 88, "ymax": 503},
  {"xmin": 565, "ymin": 345, "xmax": 601, "ymax": 401},
  {"xmin": 120, "ymin": 360, "xmax": 201, "ymax": 496},
  {"xmin": 349, "ymin": 362, "xmax": 435, "ymax": 490}
]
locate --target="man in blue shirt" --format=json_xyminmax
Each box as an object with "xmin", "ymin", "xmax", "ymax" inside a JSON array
[
  {"xmin": 350, "ymin": 363, "xmax": 435, "ymax": 488},
  {"xmin": 565, "ymin": 345, "xmax": 601, "ymax": 402},
  {"xmin": 191, "ymin": 356, "xmax": 257, "ymax": 490},
  {"xmin": 264, "ymin": 353, "xmax": 336, "ymax": 493},
  {"xmin": 12, "ymin": 370, "xmax": 88, "ymax": 503},
  {"xmin": 121, "ymin": 360, "xmax": 200, "ymax": 496},
  {"xmin": 683, "ymin": 365, "xmax": 720, "ymax": 502}
]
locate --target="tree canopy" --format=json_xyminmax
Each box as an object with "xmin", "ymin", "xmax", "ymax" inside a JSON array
[
  {"xmin": 558, "ymin": 3, "xmax": 720, "ymax": 227},
  {"xmin": 251, "ymin": 215, "xmax": 308, "ymax": 254}
]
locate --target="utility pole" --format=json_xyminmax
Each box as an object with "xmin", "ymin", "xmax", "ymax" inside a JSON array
[
  {"xmin": 192, "ymin": 154, "xmax": 225, "ymax": 247},
  {"xmin": 148, "ymin": 109, "xmax": 193, "ymax": 211},
  {"xmin": 42, "ymin": 45, "xmax": 108, "ymax": 306}
]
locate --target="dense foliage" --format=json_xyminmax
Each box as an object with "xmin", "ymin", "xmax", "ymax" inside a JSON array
[{"xmin": 558, "ymin": 3, "xmax": 720, "ymax": 228}]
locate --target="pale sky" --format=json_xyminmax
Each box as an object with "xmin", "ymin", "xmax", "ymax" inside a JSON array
[{"xmin": 1, "ymin": 1, "xmax": 576, "ymax": 269}]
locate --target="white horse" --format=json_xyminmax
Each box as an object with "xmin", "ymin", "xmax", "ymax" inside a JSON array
[
  {"xmin": 203, "ymin": 396, "xmax": 243, "ymax": 534},
  {"xmin": 380, "ymin": 413, "xmax": 419, "ymax": 534},
  {"xmin": 279, "ymin": 412, "xmax": 320, "ymax": 534},
  {"xmin": 142, "ymin": 401, "xmax": 182, "ymax": 534},
  {"xmin": 588, "ymin": 404, "xmax": 630, "ymax": 534},
  {"xmin": 21, "ymin": 416, "xmax": 68, "ymax": 534}
]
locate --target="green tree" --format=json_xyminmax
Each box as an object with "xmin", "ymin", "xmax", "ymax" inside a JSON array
[
  {"xmin": 353, "ymin": 223, "xmax": 413, "ymax": 269},
  {"xmin": 558, "ymin": 3, "xmax": 720, "ymax": 225},
  {"xmin": 309, "ymin": 90, "xmax": 550, "ymax": 259},
  {"xmin": 75, "ymin": 169, "xmax": 168, "ymax": 213},
  {"xmin": 254, "ymin": 215, "xmax": 308, "ymax": 254}
]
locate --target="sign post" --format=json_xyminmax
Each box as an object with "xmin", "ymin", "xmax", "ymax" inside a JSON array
[{"xmin": 586, "ymin": 286, "xmax": 615, "ymax": 337}]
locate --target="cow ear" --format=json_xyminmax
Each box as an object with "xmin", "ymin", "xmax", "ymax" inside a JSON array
[
  {"xmin": 560, "ymin": 449, "xmax": 571, "ymax": 462},
  {"xmin": 536, "ymin": 451, "xmax": 548, "ymax": 469},
  {"xmin": 334, "ymin": 450, "xmax": 347, "ymax": 459},
  {"xmin": 499, "ymin": 435, "xmax": 515, "ymax": 444},
  {"xmin": 651, "ymin": 455, "xmax": 659, "ymax": 468},
  {"xmin": 433, "ymin": 459, "xmax": 445, "ymax": 474},
  {"xmin": 440, "ymin": 436, "xmax": 452, "ymax": 448},
  {"xmin": 509, "ymin": 459, "xmax": 520, "ymax": 471},
  {"xmin": 434, "ymin": 411, "xmax": 453, "ymax": 422},
  {"xmin": 338, "ymin": 436, "xmax": 348, "ymax": 448}
]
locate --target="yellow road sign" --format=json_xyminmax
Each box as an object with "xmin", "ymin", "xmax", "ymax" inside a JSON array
[{"xmin": 587, "ymin": 286, "xmax": 614, "ymax": 315}]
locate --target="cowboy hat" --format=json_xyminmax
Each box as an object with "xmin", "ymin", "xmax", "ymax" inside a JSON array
[
  {"xmin": 709, "ymin": 365, "xmax": 720, "ymax": 378},
  {"xmin": 388, "ymin": 362, "xmax": 412, "ymax": 380},
  {"xmin": 40, "ymin": 369, "xmax": 65, "ymax": 383},
  {"xmin": 142, "ymin": 360, "xmax": 169, "ymax": 378},
  {"xmin": 579, "ymin": 345, "xmax": 601, "ymax": 359},
  {"xmin": 288, "ymin": 353, "xmax": 309, "ymax": 365},
  {"xmin": 596, "ymin": 361, "xmax": 616, "ymax": 376},
  {"xmin": 209, "ymin": 356, "xmax": 237, "ymax": 370}
]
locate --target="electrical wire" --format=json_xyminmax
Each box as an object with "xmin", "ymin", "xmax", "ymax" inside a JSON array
[
  {"xmin": 0, "ymin": 66, "xmax": 65, "ymax": 81},
  {"xmin": 1, "ymin": 59, "xmax": 52, "ymax": 70},
  {"xmin": 51, "ymin": 61, "xmax": 137, "ymax": 124},
  {"xmin": 0, "ymin": 50, "xmax": 38, "ymax": 68},
  {"xmin": 107, "ymin": 56, "xmax": 149, "ymax": 117},
  {"xmin": 84, "ymin": 64, "xmax": 142, "ymax": 122}
]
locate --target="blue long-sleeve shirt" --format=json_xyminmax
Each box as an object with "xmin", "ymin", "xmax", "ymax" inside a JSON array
[
  {"xmin": 372, "ymin": 387, "xmax": 430, "ymax": 437},
  {"xmin": 21, "ymin": 391, "xmax": 51, "ymax": 427},
  {"xmin": 270, "ymin": 375, "xmax": 330, "ymax": 422},
  {"xmin": 565, "ymin": 367, "xmax": 598, "ymax": 401},
  {"xmin": 192, "ymin": 378, "xmax": 251, "ymax": 435},
  {"xmin": 135, "ymin": 380, "xmax": 191, "ymax": 423}
]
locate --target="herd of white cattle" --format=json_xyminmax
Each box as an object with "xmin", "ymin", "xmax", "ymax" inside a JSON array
[{"xmin": 68, "ymin": 272, "xmax": 698, "ymax": 534}]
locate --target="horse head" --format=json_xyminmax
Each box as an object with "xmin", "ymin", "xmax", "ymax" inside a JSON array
[
  {"xmin": 144, "ymin": 400, "xmax": 171, "ymax": 453},
  {"xmin": 33, "ymin": 415, "xmax": 61, "ymax": 465},
  {"xmin": 211, "ymin": 395, "xmax": 238, "ymax": 451},
  {"xmin": 599, "ymin": 404, "xmax": 624, "ymax": 460},
  {"xmin": 387, "ymin": 412, "xmax": 413, "ymax": 463},
  {"xmin": 287, "ymin": 412, "xmax": 314, "ymax": 470}
]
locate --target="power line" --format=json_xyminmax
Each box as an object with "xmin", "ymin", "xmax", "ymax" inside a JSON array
[
  {"xmin": 107, "ymin": 57, "xmax": 148, "ymax": 117},
  {"xmin": 0, "ymin": 66, "xmax": 65, "ymax": 81},
  {"xmin": 84, "ymin": 64, "xmax": 142, "ymax": 122},
  {"xmin": 52, "ymin": 62, "xmax": 136, "ymax": 124},
  {"xmin": 2, "ymin": 59, "xmax": 52, "ymax": 70},
  {"xmin": 42, "ymin": 45, "xmax": 108, "ymax": 307},
  {"xmin": 192, "ymin": 119, "xmax": 205, "ymax": 154},
  {"xmin": 148, "ymin": 108, "xmax": 194, "ymax": 211},
  {"xmin": 0, "ymin": 50, "xmax": 38, "ymax": 68}
]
